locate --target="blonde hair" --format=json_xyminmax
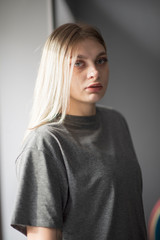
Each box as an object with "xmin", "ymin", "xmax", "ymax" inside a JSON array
[{"xmin": 24, "ymin": 23, "xmax": 106, "ymax": 139}]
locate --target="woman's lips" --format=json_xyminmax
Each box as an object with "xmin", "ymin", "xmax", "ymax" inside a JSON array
[{"xmin": 85, "ymin": 83, "xmax": 103, "ymax": 92}]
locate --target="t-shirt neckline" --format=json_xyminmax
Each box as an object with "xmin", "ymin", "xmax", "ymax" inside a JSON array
[{"xmin": 64, "ymin": 107, "xmax": 100, "ymax": 130}]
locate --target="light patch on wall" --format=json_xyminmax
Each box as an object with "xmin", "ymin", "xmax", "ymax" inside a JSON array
[{"xmin": 55, "ymin": 0, "xmax": 75, "ymax": 27}]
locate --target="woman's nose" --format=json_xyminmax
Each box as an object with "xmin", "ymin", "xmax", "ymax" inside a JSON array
[{"xmin": 87, "ymin": 66, "xmax": 99, "ymax": 80}]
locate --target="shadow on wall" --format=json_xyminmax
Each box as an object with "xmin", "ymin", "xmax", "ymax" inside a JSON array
[
  {"xmin": 64, "ymin": 0, "xmax": 160, "ymax": 58},
  {"xmin": 64, "ymin": 0, "xmax": 160, "ymax": 234}
]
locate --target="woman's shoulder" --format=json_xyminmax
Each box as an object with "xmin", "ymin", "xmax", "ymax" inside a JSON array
[
  {"xmin": 97, "ymin": 105, "xmax": 132, "ymax": 140},
  {"xmin": 16, "ymin": 124, "xmax": 68, "ymax": 182},
  {"xmin": 21, "ymin": 123, "xmax": 64, "ymax": 156},
  {"xmin": 97, "ymin": 105, "xmax": 126, "ymax": 122}
]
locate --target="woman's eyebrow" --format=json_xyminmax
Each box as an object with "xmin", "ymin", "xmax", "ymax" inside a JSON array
[
  {"xmin": 97, "ymin": 51, "xmax": 107, "ymax": 57},
  {"xmin": 77, "ymin": 51, "xmax": 107, "ymax": 59}
]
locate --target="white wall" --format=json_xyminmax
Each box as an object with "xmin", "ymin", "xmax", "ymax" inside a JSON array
[
  {"xmin": 0, "ymin": 0, "xmax": 75, "ymax": 238},
  {"xmin": 55, "ymin": 0, "xmax": 74, "ymax": 27},
  {"xmin": 0, "ymin": 0, "xmax": 53, "ymax": 239}
]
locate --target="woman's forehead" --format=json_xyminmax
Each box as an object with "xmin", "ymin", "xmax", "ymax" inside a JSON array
[{"xmin": 71, "ymin": 38, "xmax": 106, "ymax": 58}]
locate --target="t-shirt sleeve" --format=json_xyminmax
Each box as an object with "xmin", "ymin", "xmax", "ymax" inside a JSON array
[{"xmin": 11, "ymin": 142, "xmax": 68, "ymax": 235}]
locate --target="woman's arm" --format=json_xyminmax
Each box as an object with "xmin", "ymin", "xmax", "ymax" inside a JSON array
[{"xmin": 27, "ymin": 226, "xmax": 62, "ymax": 240}]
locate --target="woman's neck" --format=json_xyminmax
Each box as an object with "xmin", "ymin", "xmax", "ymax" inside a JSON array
[{"xmin": 67, "ymin": 103, "xmax": 96, "ymax": 116}]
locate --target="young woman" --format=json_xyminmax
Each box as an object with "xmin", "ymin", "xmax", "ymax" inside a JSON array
[{"xmin": 11, "ymin": 23, "xmax": 147, "ymax": 240}]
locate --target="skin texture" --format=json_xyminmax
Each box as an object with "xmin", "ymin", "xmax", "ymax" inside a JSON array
[
  {"xmin": 68, "ymin": 38, "xmax": 109, "ymax": 116},
  {"xmin": 27, "ymin": 226, "xmax": 62, "ymax": 240}
]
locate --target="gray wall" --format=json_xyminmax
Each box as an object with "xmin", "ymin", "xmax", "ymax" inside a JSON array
[{"xmin": 64, "ymin": 0, "xmax": 160, "ymax": 225}]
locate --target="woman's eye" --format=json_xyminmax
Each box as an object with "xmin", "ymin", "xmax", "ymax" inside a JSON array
[
  {"xmin": 74, "ymin": 61, "xmax": 84, "ymax": 67},
  {"xmin": 97, "ymin": 57, "xmax": 108, "ymax": 65}
]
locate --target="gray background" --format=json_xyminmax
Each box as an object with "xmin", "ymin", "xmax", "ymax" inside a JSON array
[{"xmin": 0, "ymin": 0, "xmax": 159, "ymax": 239}]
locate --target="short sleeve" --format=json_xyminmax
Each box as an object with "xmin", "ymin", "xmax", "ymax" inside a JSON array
[{"xmin": 11, "ymin": 143, "xmax": 68, "ymax": 235}]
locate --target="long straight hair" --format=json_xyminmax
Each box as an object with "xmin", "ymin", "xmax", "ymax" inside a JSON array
[{"xmin": 24, "ymin": 23, "xmax": 106, "ymax": 140}]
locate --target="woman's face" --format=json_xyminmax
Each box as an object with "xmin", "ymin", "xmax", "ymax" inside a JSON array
[{"xmin": 69, "ymin": 38, "xmax": 109, "ymax": 115}]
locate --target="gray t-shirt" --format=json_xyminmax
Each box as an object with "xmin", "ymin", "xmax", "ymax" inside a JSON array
[{"xmin": 11, "ymin": 106, "xmax": 147, "ymax": 239}]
